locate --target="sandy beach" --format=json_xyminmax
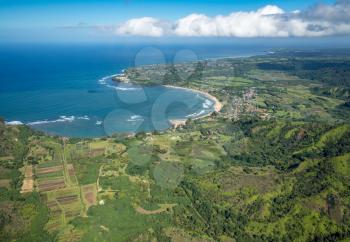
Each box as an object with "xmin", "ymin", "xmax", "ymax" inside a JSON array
[
  {"xmin": 164, "ymin": 85, "xmax": 223, "ymax": 113},
  {"xmin": 163, "ymin": 85, "xmax": 223, "ymax": 112},
  {"xmin": 164, "ymin": 85, "xmax": 223, "ymax": 128}
]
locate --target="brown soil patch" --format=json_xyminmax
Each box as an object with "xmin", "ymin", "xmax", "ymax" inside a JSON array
[
  {"xmin": 65, "ymin": 210, "xmax": 81, "ymax": 217},
  {"xmin": 56, "ymin": 195, "xmax": 78, "ymax": 205},
  {"xmin": 45, "ymin": 221, "xmax": 62, "ymax": 232},
  {"xmin": 46, "ymin": 201, "xmax": 62, "ymax": 216},
  {"xmin": 21, "ymin": 178, "xmax": 34, "ymax": 193},
  {"xmin": 0, "ymin": 156, "xmax": 14, "ymax": 161},
  {"xmin": 24, "ymin": 165, "xmax": 33, "ymax": 178},
  {"xmin": 21, "ymin": 165, "xmax": 34, "ymax": 193},
  {"xmin": 82, "ymin": 185, "xmax": 94, "ymax": 192},
  {"xmin": 38, "ymin": 178, "xmax": 65, "ymax": 192},
  {"xmin": 82, "ymin": 184, "xmax": 97, "ymax": 207},
  {"xmin": 67, "ymin": 164, "xmax": 75, "ymax": 176},
  {"xmin": 0, "ymin": 179, "xmax": 10, "ymax": 188},
  {"xmin": 85, "ymin": 192, "xmax": 95, "ymax": 205},
  {"xmin": 50, "ymin": 208, "xmax": 62, "ymax": 217},
  {"xmin": 36, "ymin": 165, "xmax": 63, "ymax": 174},
  {"xmin": 47, "ymin": 200, "xmax": 59, "ymax": 208}
]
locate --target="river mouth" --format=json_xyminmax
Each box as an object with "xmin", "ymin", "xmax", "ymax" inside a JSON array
[{"xmin": 9, "ymin": 75, "xmax": 217, "ymax": 138}]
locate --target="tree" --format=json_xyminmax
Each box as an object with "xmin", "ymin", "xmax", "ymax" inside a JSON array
[{"xmin": 0, "ymin": 210, "xmax": 10, "ymax": 230}]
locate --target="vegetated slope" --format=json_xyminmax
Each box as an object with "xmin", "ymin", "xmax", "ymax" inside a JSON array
[
  {"xmin": 0, "ymin": 121, "xmax": 53, "ymax": 241},
  {"xmin": 174, "ymin": 120, "xmax": 350, "ymax": 241}
]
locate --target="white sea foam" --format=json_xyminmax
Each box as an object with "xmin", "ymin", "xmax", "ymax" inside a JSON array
[
  {"xmin": 202, "ymin": 99, "xmax": 214, "ymax": 109},
  {"xmin": 126, "ymin": 115, "xmax": 144, "ymax": 122},
  {"xmin": 77, "ymin": 115, "xmax": 90, "ymax": 120},
  {"xmin": 98, "ymin": 74, "xmax": 118, "ymax": 85},
  {"xmin": 130, "ymin": 115, "xmax": 143, "ymax": 120},
  {"xmin": 28, "ymin": 115, "xmax": 90, "ymax": 126},
  {"xmin": 98, "ymin": 78, "xmax": 107, "ymax": 85},
  {"xmin": 27, "ymin": 120, "xmax": 52, "ymax": 125},
  {"xmin": 5, "ymin": 121, "xmax": 24, "ymax": 125},
  {"xmin": 98, "ymin": 73, "xmax": 142, "ymax": 91},
  {"xmin": 103, "ymin": 82, "xmax": 141, "ymax": 91},
  {"xmin": 186, "ymin": 110, "xmax": 207, "ymax": 118},
  {"xmin": 96, "ymin": 121, "xmax": 103, "ymax": 125},
  {"xmin": 111, "ymin": 86, "xmax": 141, "ymax": 91}
]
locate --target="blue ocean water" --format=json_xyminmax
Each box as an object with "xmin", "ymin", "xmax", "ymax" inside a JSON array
[
  {"xmin": 0, "ymin": 43, "xmax": 262, "ymax": 137},
  {"xmin": 1, "ymin": 41, "xmax": 344, "ymax": 137}
]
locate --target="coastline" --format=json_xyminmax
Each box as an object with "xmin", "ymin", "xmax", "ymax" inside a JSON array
[
  {"xmin": 163, "ymin": 84, "xmax": 222, "ymax": 113},
  {"xmin": 6, "ymin": 76, "xmax": 223, "ymax": 134},
  {"xmin": 5, "ymin": 81, "xmax": 223, "ymax": 134},
  {"xmin": 163, "ymin": 84, "xmax": 223, "ymax": 129},
  {"xmin": 112, "ymin": 75, "xmax": 223, "ymax": 129},
  {"xmin": 111, "ymin": 72, "xmax": 223, "ymax": 114}
]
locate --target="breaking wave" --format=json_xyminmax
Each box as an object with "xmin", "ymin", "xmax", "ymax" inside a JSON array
[
  {"xmin": 126, "ymin": 115, "xmax": 144, "ymax": 122},
  {"xmin": 202, "ymin": 99, "xmax": 214, "ymax": 109},
  {"xmin": 186, "ymin": 110, "xmax": 207, "ymax": 118},
  {"xmin": 5, "ymin": 121, "xmax": 24, "ymax": 125},
  {"xmin": 98, "ymin": 72, "xmax": 141, "ymax": 91},
  {"xmin": 27, "ymin": 115, "xmax": 90, "ymax": 126}
]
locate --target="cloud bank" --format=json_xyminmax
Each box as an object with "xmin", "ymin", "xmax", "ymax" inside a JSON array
[{"xmin": 116, "ymin": 1, "xmax": 350, "ymax": 37}]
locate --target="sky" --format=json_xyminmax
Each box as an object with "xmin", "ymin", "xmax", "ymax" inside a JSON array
[{"xmin": 0, "ymin": 0, "xmax": 349, "ymax": 42}]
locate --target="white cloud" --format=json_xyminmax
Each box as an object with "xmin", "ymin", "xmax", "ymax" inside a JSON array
[
  {"xmin": 115, "ymin": 1, "xmax": 350, "ymax": 37},
  {"xmin": 116, "ymin": 17, "xmax": 170, "ymax": 37},
  {"xmin": 303, "ymin": 0, "xmax": 350, "ymax": 22},
  {"xmin": 257, "ymin": 5, "xmax": 285, "ymax": 15},
  {"xmin": 174, "ymin": 5, "xmax": 287, "ymax": 37}
]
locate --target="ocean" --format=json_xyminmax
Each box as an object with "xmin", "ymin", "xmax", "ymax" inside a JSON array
[{"xmin": 0, "ymin": 40, "xmax": 345, "ymax": 137}]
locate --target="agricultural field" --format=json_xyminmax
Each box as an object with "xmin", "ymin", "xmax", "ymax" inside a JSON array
[{"xmin": 1, "ymin": 50, "xmax": 350, "ymax": 241}]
